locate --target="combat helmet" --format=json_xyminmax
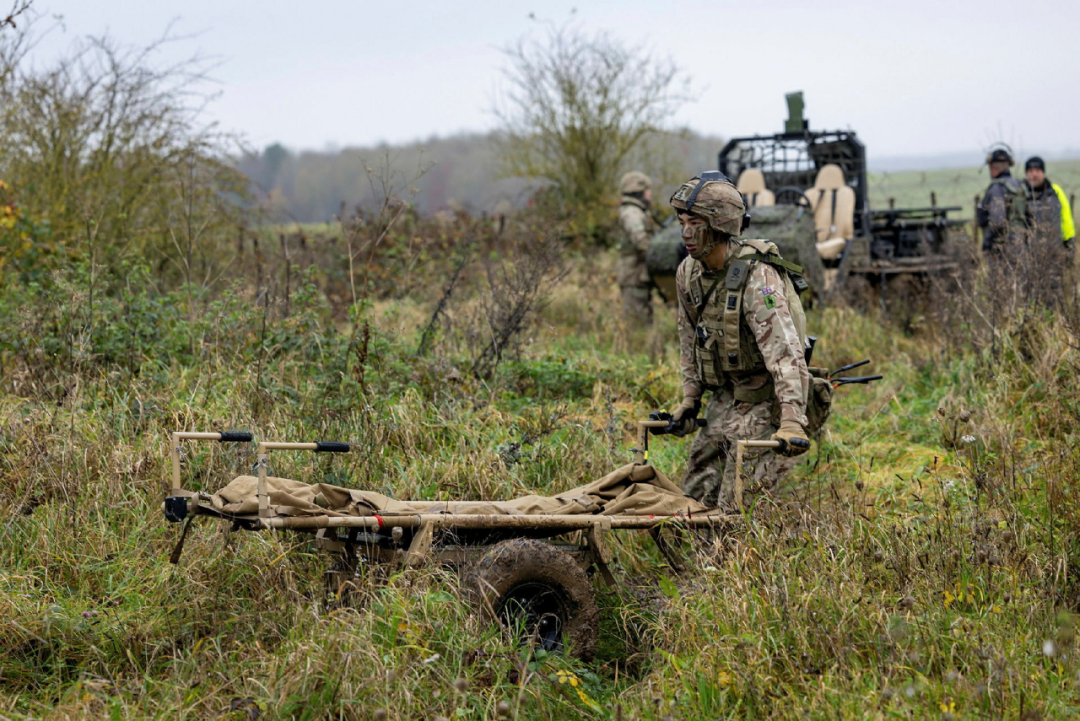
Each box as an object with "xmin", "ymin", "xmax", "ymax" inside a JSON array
[
  {"xmin": 986, "ymin": 142, "xmax": 1014, "ymax": 167},
  {"xmin": 670, "ymin": 171, "xmax": 749, "ymax": 237},
  {"xmin": 619, "ymin": 171, "xmax": 651, "ymax": 196}
]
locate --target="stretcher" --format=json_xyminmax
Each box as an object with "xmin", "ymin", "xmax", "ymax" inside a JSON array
[{"xmin": 162, "ymin": 421, "xmax": 736, "ymax": 659}]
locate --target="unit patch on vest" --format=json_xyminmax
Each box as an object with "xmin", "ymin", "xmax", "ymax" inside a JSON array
[{"xmin": 764, "ymin": 294, "xmax": 778, "ymax": 309}]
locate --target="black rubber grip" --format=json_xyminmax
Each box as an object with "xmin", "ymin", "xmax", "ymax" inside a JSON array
[
  {"xmin": 695, "ymin": 418, "xmax": 707, "ymax": 427},
  {"xmin": 217, "ymin": 431, "xmax": 254, "ymax": 443},
  {"xmin": 835, "ymin": 375, "xmax": 884, "ymax": 386},
  {"xmin": 314, "ymin": 442, "xmax": 350, "ymax": 453}
]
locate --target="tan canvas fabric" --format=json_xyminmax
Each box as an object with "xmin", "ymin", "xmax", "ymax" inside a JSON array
[
  {"xmin": 210, "ymin": 463, "xmax": 715, "ymax": 518},
  {"xmin": 736, "ymin": 169, "xmax": 775, "ymax": 208}
]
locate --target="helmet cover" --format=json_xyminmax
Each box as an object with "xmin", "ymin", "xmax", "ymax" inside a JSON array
[
  {"xmin": 619, "ymin": 171, "xmax": 651, "ymax": 195},
  {"xmin": 670, "ymin": 175, "xmax": 746, "ymax": 236}
]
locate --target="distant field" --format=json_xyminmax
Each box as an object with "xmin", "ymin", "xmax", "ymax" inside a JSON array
[
  {"xmin": 868, "ymin": 158, "xmax": 1080, "ymax": 218},
  {"xmin": 261, "ymin": 159, "xmax": 1080, "ymax": 231}
]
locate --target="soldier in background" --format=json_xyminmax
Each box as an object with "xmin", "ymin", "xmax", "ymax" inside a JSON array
[
  {"xmin": 1022, "ymin": 156, "xmax": 1075, "ymax": 252},
  {"xmin": 977, "ymin": 146, "xmax": 1027, "ymax": 256},
  {"xmin": 615, "ymin": 171, "xmax": 659, "ymax": 325},
  {"xmin": 664, "ymin": 173, "xmax": 811, "ymax": 510}
]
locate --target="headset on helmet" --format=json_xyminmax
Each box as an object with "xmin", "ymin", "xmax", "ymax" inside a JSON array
[{"xmin": 985, "ymin": 142, "xmax": 1015, "ymax": 167}]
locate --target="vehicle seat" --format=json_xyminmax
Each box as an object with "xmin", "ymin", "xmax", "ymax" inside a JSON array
[
  {"xmin": 809, "ymin": 164, "xmax": 855, "ymax": 259},
  {"xmin": 736, "ymin": 169, "xmax": 775, "ymax": 208}
]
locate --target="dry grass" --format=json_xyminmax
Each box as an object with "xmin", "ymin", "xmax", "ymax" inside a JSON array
[{"xmin": 2, "ymin": 227, "xmax": 1080, "ymax": 719}]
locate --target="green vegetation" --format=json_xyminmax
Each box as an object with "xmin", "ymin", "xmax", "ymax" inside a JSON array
[
  {"xmin": 4, "ymin": 12, "xmax": 1080, "ymax": 721},
  {"xmin": 4, "ymin": 232, "xmax": 1080, "ymax": 718}
]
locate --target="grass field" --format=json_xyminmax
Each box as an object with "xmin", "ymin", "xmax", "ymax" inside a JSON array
[
  {"xmin": 3, "ymin": 235, "xmax": 1080, "ymax": 719},
  {"xmin": 6, "ymin": 11, "xmax": 1080, "ymax": 716},
  {"xmin": 868, "ymin": 159, "xmax": 1080, "ymax": 219}
]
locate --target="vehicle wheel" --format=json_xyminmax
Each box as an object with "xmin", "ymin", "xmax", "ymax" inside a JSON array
[{"xmin": 465, "ymin": 538, "xmax": 599, "ymax": 661}]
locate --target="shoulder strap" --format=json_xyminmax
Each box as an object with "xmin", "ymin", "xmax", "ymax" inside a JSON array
[
  {"xmin": 697, "ymin": 274, "xmax": 723, "ymax": 318},
  {"xmin": 993, "ymin": 177, "xmax": 1022, "ymax": 195},
  {"xmin": 1010, "ymin": 180, "xmax": 1026, "ymax": 219},
  {"xmin": 677, "ymin": 259, "xmax": 722, "ymax": 326},
  {"xmin": 741, "ymin": 252, "xmax": 804, "ymax": 275},
  {"xmin": 830, "ymin": 189, "xmax": 838, "ymax": 235},
  {"xmin": 736, "ymin": 238, "xmax": 806, "ymax": 276}
]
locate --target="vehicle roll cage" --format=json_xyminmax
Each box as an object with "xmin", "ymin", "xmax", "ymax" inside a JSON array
[{"xmin": 718, "ymin": 129, "xmax": 871, "ymax": 237}]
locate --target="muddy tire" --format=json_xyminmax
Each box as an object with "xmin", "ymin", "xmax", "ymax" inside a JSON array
[{"xmin": 465, "ymin": 538, "xmax": 599, "ymax": 661}]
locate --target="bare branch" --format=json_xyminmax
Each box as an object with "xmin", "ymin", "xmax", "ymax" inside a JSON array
[
  {"xmin": 494, "ymin": 22, "xmax": 692, "ymax": 236},
  {"xmin": 1, "ymin": 0, "xmax": 31, "ymax": 32}
]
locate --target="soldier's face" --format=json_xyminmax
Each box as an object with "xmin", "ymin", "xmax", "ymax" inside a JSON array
[
  {"xmin": 1026, "ymin": 168, "xmax": 1046, "ymax": 188},
  {"xmin": 678, "ymin": 213, "xmax": 708, "ymax": 254},
  {"xmin": 679, "ymin": 213, "xmax": 724, "ymax": 262}
]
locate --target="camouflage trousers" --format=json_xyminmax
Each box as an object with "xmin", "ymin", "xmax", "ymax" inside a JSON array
[
  {"xmin": 616, "ymin": 255, "xmax": 653, "ymax": 326},
  {"xmin": 681, "ymin": 387, "xmax": 796, "ymax": 510}
]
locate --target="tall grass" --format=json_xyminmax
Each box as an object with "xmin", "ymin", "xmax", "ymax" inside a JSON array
[{"xmin": 3, "ymin": 231, "xmax": 1080, "ymax": 718}]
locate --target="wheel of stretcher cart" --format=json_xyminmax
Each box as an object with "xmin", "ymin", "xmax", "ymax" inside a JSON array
[{"xmin": 465, "ymin": 538, "xmax": 598, "ymax": 661}]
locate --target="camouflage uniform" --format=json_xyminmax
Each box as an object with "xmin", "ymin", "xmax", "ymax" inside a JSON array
[
  {"xmin": 977, "ymin": 170, "xmax": 1027, "ymax": 254},
  {"xmin": 977, "ymin": 148, "xmax": 1028, "ymax": 255},
  {"xmin": 615, "ymin": 172, "xmax": 658, "ymax": 324},
  {"xmin": 676, "ymin": 248, "xmax": 810, "ymax": 508},
  {"xmin": 664, "ymin": 173, "xmax": 810, "ymax": 511}
]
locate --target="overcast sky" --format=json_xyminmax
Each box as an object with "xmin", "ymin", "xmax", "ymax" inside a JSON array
[{"xmin": 25, "ymin": 0, "xmax": 1079, "ymax": 161}]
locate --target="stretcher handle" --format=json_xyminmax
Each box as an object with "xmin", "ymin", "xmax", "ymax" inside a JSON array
[
  {"xmin": 833, "ymin": 375, "xmax": 883, "ymax": 387},
  {"xmin": 314, "ymin": 441, "xmax": 350, "ymax": 453},
  {"xmin": 740, "ymin": 440, "xmax": 782, "ymax": 448},
  {"xmin": 828, "ymin": 359, "xmax": 869, "ymax": 379},
  {"xmin": 733, "ymin": 439, "xmax": 783, "ymax": 513},
  {"xmin": 646, "ymin": 412, "xmax": 707, "ymax": 436},
  {"xmin": 171, "ymin": 430, "xmax": 254, "ymax": 493},
  {"xmin": 634, "ymin": 416, "xmax": 707, "ymax": 466}
]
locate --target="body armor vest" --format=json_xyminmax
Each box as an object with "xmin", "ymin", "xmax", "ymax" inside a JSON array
[
  {"xmin": 991, "ymin": 176, "xmax": 1028, "ymax": 234},
  {"xmin": 1025, "ymin": 181, "xmax": 1064, "ymax": 244},
  {"xmin": 684, "ymin": 239, "xmax": 807, "ymax": 396}
]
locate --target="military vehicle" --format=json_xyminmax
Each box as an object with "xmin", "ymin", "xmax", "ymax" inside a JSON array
[{"xmin": 649, "ymin": 92, "xmax": 970, "ymax": 305}]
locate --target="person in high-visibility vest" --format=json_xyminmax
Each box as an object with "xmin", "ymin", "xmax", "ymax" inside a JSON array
[{"xmin": 1022, "ymin": 156, "xmax": 1076, "ymax": 252}]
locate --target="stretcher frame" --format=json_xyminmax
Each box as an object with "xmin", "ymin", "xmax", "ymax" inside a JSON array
[{"xmin": 163, "ymin": 422, "xmax": 742, "ymax": 579}]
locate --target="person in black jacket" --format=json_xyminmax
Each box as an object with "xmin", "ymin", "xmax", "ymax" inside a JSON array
[{"xmin": 977, "ymin": 146, "xmax": 1027, "ymax": 255}]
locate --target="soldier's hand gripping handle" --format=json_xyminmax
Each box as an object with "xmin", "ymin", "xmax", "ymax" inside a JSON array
[
  {"xmin": 649, "ymin": 410, "xmax": 705, "ymax": 437},
  {"xmin": 771, "ymin": 419, "xmax": 811, "ymax": 457},
  {"xmin": 667, "ymin": 398, "xmax": 702, "ymax": 437}
]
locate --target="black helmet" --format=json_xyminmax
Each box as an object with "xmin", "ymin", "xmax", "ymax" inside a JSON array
[{"xmin": 986, "ymin": 143, "xmax": 1014, "ymax": 166}]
